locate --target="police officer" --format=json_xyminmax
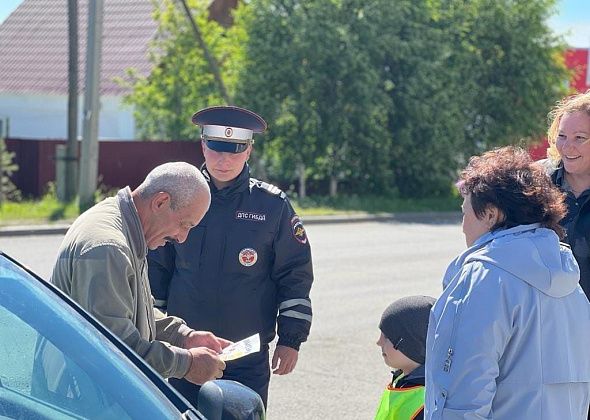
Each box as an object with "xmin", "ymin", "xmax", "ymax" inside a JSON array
[{"xmin": 147, "ymin": 106, "xmax": 314, "ymax": 407}]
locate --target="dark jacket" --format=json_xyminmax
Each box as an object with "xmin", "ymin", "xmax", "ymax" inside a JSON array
[
  {"xmin": 550, "ymin": 162, "xmax": 590, "ymax": 299},
  {"xmin": 392, "ymin": 365, "xmax": 425, "ymax": 389},
  {"xmin": 147, "ymin": 165, "xmax": 313, "ymax": 350},
  {"xmin": 389, "ymin": 366, "xmax": 425, "ymax": 420}
]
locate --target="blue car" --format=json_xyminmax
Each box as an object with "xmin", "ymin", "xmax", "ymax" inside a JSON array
[{"xmin": 0, "ymin": 252, "xmax": 264, "ymax": 419}]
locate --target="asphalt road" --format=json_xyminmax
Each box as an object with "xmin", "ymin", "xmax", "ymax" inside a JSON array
[{"xmin": 0, "ymin": 218, "xmax": 465, "ymax": 419}]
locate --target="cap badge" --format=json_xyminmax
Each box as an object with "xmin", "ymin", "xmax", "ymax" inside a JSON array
[
  {"xmin": 239, "ymin": 248, "xmax": 258, "ymax": 267},
  {"xmin": 225, "ymin": 127, "xmax": 233, "ymax": 137}
]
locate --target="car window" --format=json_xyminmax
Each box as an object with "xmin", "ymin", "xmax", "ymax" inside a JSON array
[{"xmin": 0, "ymin": 255, "xmax": 187, "ymax": 419}]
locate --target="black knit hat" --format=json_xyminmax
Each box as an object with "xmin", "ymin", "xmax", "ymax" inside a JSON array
[{"xmin": 379, "ymin": 295, "xmax": 436, "ymax": 365}]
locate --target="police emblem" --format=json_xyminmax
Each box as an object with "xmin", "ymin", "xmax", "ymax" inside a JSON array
[
  {"xmin": 239, "ymin": 248, "xmax": 258, "ymax": 267},
  {"xmin": 291, "ymin": 216, "xmax": 307, "ymax": 244},
  {"xmin": 225, "ymin": 127, "xmax": 233, "ymax": 137}
]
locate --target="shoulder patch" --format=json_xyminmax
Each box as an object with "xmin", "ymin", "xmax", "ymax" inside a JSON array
[
  {"xmin": 251, "ymin": 179, "xmax": 287, "ymax": 199},
  {"xmin": 291, "ymin": 215, "xmax": 308, "ymax": 244}
]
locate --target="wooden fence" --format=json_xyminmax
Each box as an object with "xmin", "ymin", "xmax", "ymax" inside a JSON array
[{"xmin": 6, "ymin": 138, "xmax": 205, "ymax": 198}]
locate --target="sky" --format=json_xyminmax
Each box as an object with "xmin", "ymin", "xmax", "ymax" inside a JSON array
[{"xmin": 0, "ymin": 0, "xmax": 589, "ymax": 47}]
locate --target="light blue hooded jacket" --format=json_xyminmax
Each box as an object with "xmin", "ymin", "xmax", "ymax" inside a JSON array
[{"xmin": 425, "ymin": 224, "xmax": 590, "ymax": 419}]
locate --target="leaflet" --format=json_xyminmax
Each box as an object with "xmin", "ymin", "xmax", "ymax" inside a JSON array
[{"xmin": 220, "ymin": 333, "xmax": 260, "ymax": 361}]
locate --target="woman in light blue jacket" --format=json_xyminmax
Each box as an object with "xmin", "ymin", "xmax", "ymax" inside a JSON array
[{"xmin": 425, "ymin": 146, "xmax": 590, "ymax": 419}]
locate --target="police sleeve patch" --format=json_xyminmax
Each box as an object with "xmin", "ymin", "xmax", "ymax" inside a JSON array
[{"xmin": 291, "ymin": 216, "xmax": 307, "ymax": 244}]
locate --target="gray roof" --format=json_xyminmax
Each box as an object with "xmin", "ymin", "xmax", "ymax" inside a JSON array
[{"xmin": 0, "ymin": 0, "xmax": 158, "ymax": 96}]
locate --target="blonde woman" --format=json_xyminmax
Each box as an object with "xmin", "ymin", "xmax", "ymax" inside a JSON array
[{"xmin": 546, "ymin": 90, "xmax": 590, "ymax": 301}]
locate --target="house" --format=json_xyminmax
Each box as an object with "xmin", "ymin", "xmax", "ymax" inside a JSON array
[
  {"xmin": 566, "ymin": 48, "xmax": 590, "ymax": 93},
  {"xmin": 0, "ymin": 0, "xmax": 239, "ymax": 140},
  {"xmin": 528, "ymin": 47, "xmax": 590, "ymax": 160},
  {"xmin": 0, "ymin": 0, "xmax": 162, "ymax": 140},
  {"xmin": 1, "ymin": 0, "xmax": 238, "ymax": 196}
]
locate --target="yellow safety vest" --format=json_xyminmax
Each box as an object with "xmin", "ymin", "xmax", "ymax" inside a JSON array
[{"xmin": 374, "ymin": 379, "xmax": 424, "ymax": 420}]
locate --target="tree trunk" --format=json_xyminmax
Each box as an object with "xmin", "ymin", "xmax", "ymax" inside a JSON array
[
  {"xmin": 297, "ymin": 162, "xmax": 306, "ymax": 199},
  {"xmin": 78, "ymin": 0, "xmax": 103, "ymax": 212},
  {"xmin": 329, "ymin": 175, "xmax": 338, "ymax": 197}
]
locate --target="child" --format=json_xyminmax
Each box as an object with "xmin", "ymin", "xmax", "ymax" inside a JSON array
[{"xmin": 375, "ymin": 295, "xmax": 435, "ymax": 420}]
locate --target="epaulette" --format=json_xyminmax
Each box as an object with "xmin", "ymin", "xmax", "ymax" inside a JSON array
[{"xmin": 250, "ymin": 179, "xmax": 287, "ymax": 199}]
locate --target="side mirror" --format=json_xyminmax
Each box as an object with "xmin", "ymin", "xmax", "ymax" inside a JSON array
[{"xmin": 197, "ymin": 379, "xmax": 265, "ymax": 420}]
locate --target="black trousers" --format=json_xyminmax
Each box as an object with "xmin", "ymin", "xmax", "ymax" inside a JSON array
[{"xmin": 170, "ymin": 345, "xmax": 271, "ymax": 408}]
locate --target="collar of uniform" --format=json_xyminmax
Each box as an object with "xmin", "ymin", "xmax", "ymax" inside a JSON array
[
  {"xmin": 203, "ymin": 164, "xmax": 251, "ymax": 200},
  {"xmin": 116, "ymin": 186, "xmax": 148, "ymax": 260},
  {"xmin": 555, "ymin": 163, "xmax": 590, "ymax": 201},
  {"xmin": 554, "ymin": 162, "xmax": 566, "ymax": 188}
]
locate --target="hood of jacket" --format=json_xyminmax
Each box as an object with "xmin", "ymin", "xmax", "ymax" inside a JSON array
[{"xmin": 448, "ymin": 224, "xmax": 580, "ymax": 298}]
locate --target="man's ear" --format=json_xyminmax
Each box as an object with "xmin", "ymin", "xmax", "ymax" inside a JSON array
[{"xmin": 151, "ymin": 192, "xmax": 171, "ymax": 212}]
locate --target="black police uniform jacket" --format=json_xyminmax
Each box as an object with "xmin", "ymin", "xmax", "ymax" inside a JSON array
[
  {"xmin": 147, "ymin": 164, "xmax": 313, "ymax": 350},
  {"xmin": 550, "ymin": 162, "xmax": 590, "ymax": 300}
]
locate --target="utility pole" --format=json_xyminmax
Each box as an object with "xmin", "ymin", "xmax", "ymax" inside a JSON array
[
  {"xmin": 0, "ymin": 138, "xmax": 4, "ymax": 206},
  {"xmin": 78, "ymin": 0, "xmax": 103, "ymax": 211},
  {"xmin": 65, "ymin": 0, "xmax": 79, "ymax": 201}
]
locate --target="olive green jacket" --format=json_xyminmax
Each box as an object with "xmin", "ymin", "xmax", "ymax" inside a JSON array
[{"xmin": 51, "ymin": 187, "xmax": 192, "ymax": 379}]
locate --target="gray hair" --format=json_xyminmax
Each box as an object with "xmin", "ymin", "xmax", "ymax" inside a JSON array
[{"xmin": 137, "ymin": 162, "xmax": 209, "ymax": 210}]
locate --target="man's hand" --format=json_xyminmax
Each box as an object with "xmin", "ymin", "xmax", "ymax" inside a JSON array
[
  {"xmin": 271, "ymin": 345, "xmax": 299, "ymax": 375},
  {"xmin": 184, "ymin": 347, "xmax": 226, "ymax": 385},
  {"xmin": 184, "ymin": 331, "xmax": 232, "ymax": 353}
]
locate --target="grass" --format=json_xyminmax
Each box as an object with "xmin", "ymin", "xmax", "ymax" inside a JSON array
[
  {"xmin": 0, "ymin": 195, "xmax": 78, "ymax": 226},
  {"xmin": 0, "ymin": 192, "xmax": 462, "ymax": 226},
  {"xmin": 292, "ymin": 194, "xmax": 462, "ymax": 216}
]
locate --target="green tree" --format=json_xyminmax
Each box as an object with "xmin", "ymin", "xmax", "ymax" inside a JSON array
[
  {"xmin": 236, "ymin": 0, "xmax": 391, "ymax": 196},
  {"xmin": 438, "ymin": 0, "xmax": 568, "ymax": 157},
  {"xmin": 360, "ymin": 0, "xmax": 469, "ymax": 197},
  {"xmin": 124, "ymin": 0, "xmax": 568, "ymax": 198},
  {"xmin": 122, "ymin": 0, "xmax": 246, "ymax": 140},
  {"xmin": 0, "ymin": 138, "xmax": 20, "ymax": 204},
  {"xmin": 359, "ymin": 0, "xmax": 568, "ymax": 197}
]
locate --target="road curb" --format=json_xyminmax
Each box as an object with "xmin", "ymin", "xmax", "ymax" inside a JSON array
[
  {"xmin": 0, "ymin": 212, "xmax": 461, "ymax": 237},
  {"xmin": 302, "ymin": 211, "xmax": 461, "ymax": 225},
  {"xmin": 0, "ymin": 224, "xmax": 72, "ymax": 237}
]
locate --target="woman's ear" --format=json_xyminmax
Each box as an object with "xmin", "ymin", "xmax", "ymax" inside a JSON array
[{"xmin": 485, "ymin": 206, "xmax": 504, "ymax": 228}]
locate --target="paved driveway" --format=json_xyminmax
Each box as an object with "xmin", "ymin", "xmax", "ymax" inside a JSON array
[{"xmin": 0, "ymin": 218, "xmax": 465, "ymax": 419}]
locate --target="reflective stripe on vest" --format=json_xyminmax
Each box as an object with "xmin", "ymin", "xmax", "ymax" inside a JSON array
[{"xmin": 374, "ymin": 383, "xmax": 424, "ymax": 420}]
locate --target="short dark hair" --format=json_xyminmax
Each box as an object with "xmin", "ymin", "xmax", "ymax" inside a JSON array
[{"xmin": 458, "ymin": 146, "xmax": 567, "ymax": 238}]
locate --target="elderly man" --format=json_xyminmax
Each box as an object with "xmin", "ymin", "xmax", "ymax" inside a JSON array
[{"xmin": 51, "ymin": 162, "xmax": 228, "ymax": 385}]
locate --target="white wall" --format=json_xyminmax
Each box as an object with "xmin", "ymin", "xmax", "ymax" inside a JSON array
[{"xmin": 0, "ymin": 93, "xmax": 136, "ymax": 140}]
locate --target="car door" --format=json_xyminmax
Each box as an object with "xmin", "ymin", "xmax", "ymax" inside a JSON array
[{"xmin": 0, "ymin": 251, "xmax": 204, "ymax": 419}]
